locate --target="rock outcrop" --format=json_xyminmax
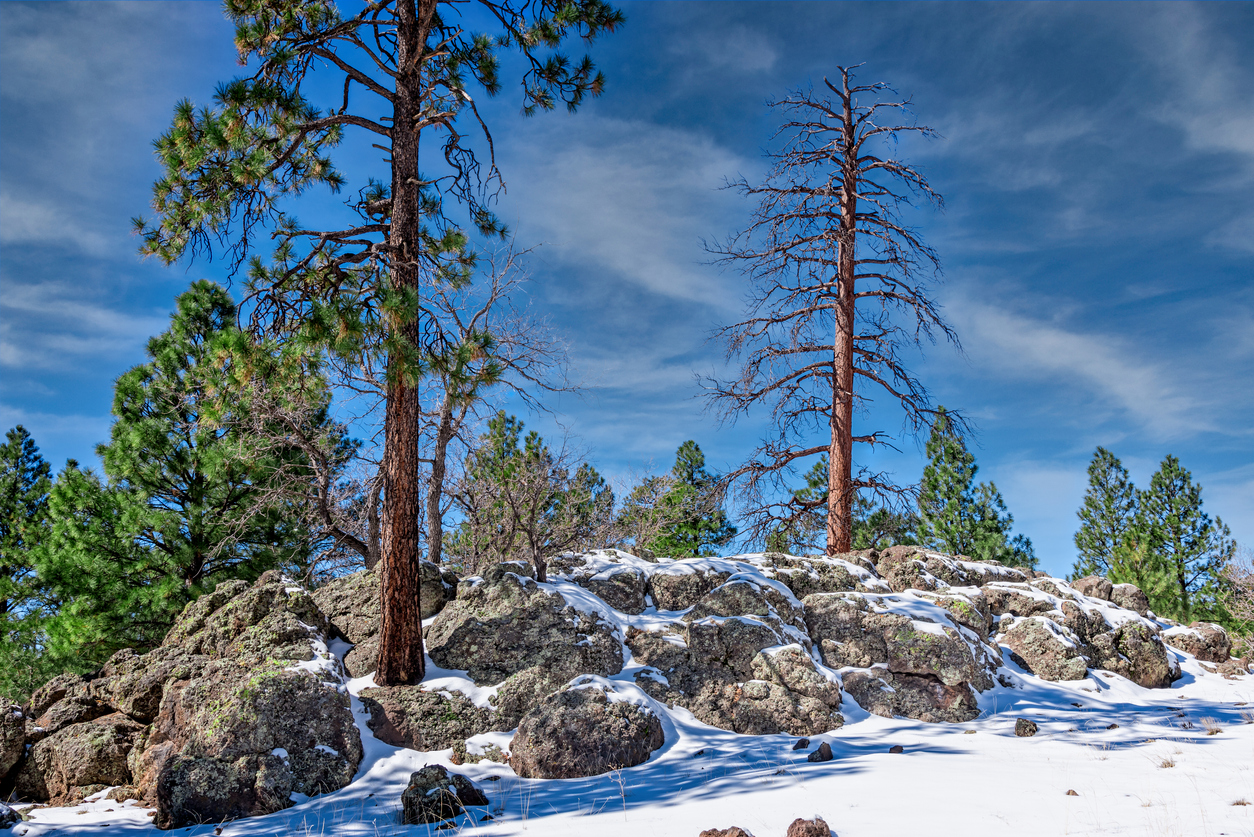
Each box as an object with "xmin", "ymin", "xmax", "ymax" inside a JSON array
[
  {"xmin": 1162, "ymin": 623, "xmax": 1232, "ymax": 663},
  {"xmin": 0, "ymin": 704, "xmax": 22, "ymax": 781},
  {"xmin": 1000, "ymin": 616, "xmax": 1089, "ymax": 681},
  {"xmin": 509, "ymin": 681, "xmax": 665, "ymax": 779}
]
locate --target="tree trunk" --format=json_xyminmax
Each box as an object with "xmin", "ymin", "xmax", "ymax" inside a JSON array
[
  {"xmin": 376, "ymin": 0, "xmax": 435, "ymax": 686},
  {"xmin": 826, "ymin": 91, "xmax": 857, "ymax": 556},
  {"xmin": 424, "ymin": 391, "xmax": 456, "ymax": 566}
]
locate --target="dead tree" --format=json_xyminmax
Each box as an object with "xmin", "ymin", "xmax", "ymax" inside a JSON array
[
  {"xmin": 706, "ymin": 66, "xmax": 960, "ymax": 554},
  {"xmin": 418, "ymin": 248, "xmax": 574, "ymax": 567}
]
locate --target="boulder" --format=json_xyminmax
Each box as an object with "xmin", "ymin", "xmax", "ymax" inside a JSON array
[
  {"xmin": 806, "ymin": 743, "xmax": 833, "ymax": 763},
  {"xmin": 914, "ymin": 590, "xmax": 993, "ymax": 637},
  {"xmin": 803, "ymin": 593, "xmax": 996, "ymax": 691},
  {"xmin": 685, "ymin": 577, "xmax": 807, "ymax": 634},
  {"xmin": 576, "ymin": 566, "xmax": 649, "ymax": 615},
  {"xmin": 15, "ymin": 712, "xmax": 144, "ymax": 804},
  {"xmin": 1081, "ymin": 621, "xmax": 1177, "ymax": 689},
  {"xmin": 841, "ymin": 668, "xmax": 981, "ymax": 723},
  {"xmin": 0, "ymin": 801, "xmax": 18, "ymax": 829},
  {"xmin": 359, "ymin": 686, "xmax": 492, "ymax": 751},
  {"xmin": 700, "ymin": 828, "xmax": 756, "ymax": 837},
  {"xmin": 95, "ymin": 647, "xmax": 208, "ymax": 723},
  {"xmin": 647, "ymin": 563, "xmax": 732, "ymax": 611},
  {"xmin": 787, "ymin": 817, "xmax": 832, "ymax": 837},
  {"xmin": 116, "ymin": 574, "xmax": 363, "ymax": 829},
  {"xmin": 400, "ymin": 764, "xmax": 489, "ymax": 825},
  {"xmin": 426, "ymin": 572, "xmax": 623, "ymax": 685},
  {"xmin": 1162, "ymin": 623, "xmax": 1232, "ymax": 663},
  {"xmin": 27, "ymin": 673, "xmax": 91, "ymax": 719},
  {"xmin": 509, "ymin": 682, "xmax": 665, "ymax": 779},
  {"xmin": 1110, "ymin": 583, "xmax": 1150, "ymax": 616},
  {"xmin": 24, "ymin": 696, "xmax": 111, "ymax": 743},
  {"xmin": 1, "ymin": 705, "xmax": 22, "ymax": 781},
  {"xmin": 755, "ymin": 553, "xmax": 889, "ymax": 598},
  {"xmin": 1070, "ymin": 576, "xmax": 1113, "ymax": 601},
  {"xmin": 311, "ymin": 569, "xmax": 381, "ymax": 678},
  {"xmin": 1000, "ymin": 617, "xmax": 1089, "ymax": 681},
  {"xmin": 873, "ymin": 546, "xmax": 1027, "ymax": 592}
]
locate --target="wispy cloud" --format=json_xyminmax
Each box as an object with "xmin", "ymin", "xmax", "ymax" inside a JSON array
[
  {"xmin": 947, "ymin": 296, "xmax": 1213, "ymax": 441},
  {"xmin": 0, "ymin": 190, "xmax": 112, "ymax": 255},
  {"xmin": 0, "ymin": 281, "xmax": 167, "ymax": 372}
]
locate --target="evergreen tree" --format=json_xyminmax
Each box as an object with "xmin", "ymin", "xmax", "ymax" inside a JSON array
[
  {"xmin": 0, "ymin": 426, "xmax": 57, "ymax": 701},
  {"xmin": 35, "ymin": 282, "xmax": 314, "ymax": 670},
  {"xmin": 135, "ymin": 0, "xmax": 623, "ymax": 687},
  {"xmin": 1072, "ymin": 447, "xmax": 1138, "ymax": 578},
  {"xmin": 916, "ymin": 408, "xmax": 1037, "ymax": 568},
  {"xmin": 449, "ymin": 412, "xmax": 612, "ymax": 581},
  {"xmin": 0, "ymin": 426, "xmax": 51, "ymax": 619},
  {"xmin": 1139, "ymin": 455, "xmax": 1235, "ymax": 622},
  {"xmin": 618, "ymin": 441, "xmax": 736, "ymax": 558}
]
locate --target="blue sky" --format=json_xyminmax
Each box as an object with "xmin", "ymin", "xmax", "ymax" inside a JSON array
[{"xmin": 1, "ymin": 1, "xmax": 1251, "ymax": 576}]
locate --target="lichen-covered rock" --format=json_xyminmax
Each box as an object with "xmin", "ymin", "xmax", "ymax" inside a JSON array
[
  {"xmin": 488, "ymin": 665, "xmax": 581, "ymax": 731},
  {"xmin": 311, "ymin": 569, "xmax": 381, "ymax": 678},
  {"xmin": 787, "ymin": 817, "xmax": 832, "ymax": 837},
  {"xmin": 754, "ymin": 553, "xmax": 889, "ymax": 598},
  {"xmin": 24, "ymin": 696, "xmax": 111, "ymax": 744},
  {"xmin": 842, "ymin": 668, "xmax": 982, "ymax": 723},
  {"xmin": 685, "ymin": 646, "xmax": 842, "ymax": 736},
  {"xmin": 915, "ymin": 589, "xmax": 993, "ymax": 637},
  {"xmin": 401, "ymin": 764, "xmax": 489, "ymax": 825},
  {"xmin": 803, "ymin": 593, "xmax": 997, "ymax": 691},
  {"xmin": 1, "ymin": 704, "xmax": 22, "ymax": 781},
  {"xmin": 358, "ymin": 686, "xmax": 492, "ymax": 751},
  {"xmin": 576, "ymin": 566, "xmax": 649, "ymax": 614},
  {"xmin": 426, "ymin": 572, "xmax": 622, "ymax": 685},
  {"xmin": 700, "ymin": 828, "xmax": 756, "ymax": 837},
  {"xmin": 1070, "ymin": 576, "xmax": 1113, "ymax": 601},
  {"xmin": 1163, "ymin": 623, "xmax": 1232, "ymax": 663},
  {"xmin": 27, "ymin": 673, "xmax": 91, "ymax": 719},
  {"xmin": 1000, "ymin": 617, "xmax": 1089, "ymax": 681},
  {"xmin": 15, "ymin": 713, "xmax": 143, "ymax": 804},
  {"xmin": 647, "ymin": 563, "xmax": 732, "ymax": 611},
  {"xmin": 685, "ymin": 577, "xmax": 807, "ymax": 634},
  {"xmin": 872, "ymin": 546, "xmax": 1027, "ymax": 593},
  {"xmin": 95, "ymin": 646, "xmax": 208, "ymax": 724},
  {"xmin": 509, "ymin": 682, "xmax": 664, "ymax": 779},
  {"xmin": 1086, "ymin": 622, "xmax": 1177, "ymax": 688},
  {"xmin": 1015, "ymin": 718, "xmax": 1038, "ymax": 737},
  {"xmin": 1110, "ymin": 583, "xmax": 1150, "ymax": 616}
]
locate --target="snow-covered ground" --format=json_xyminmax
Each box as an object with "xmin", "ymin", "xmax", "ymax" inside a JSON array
[{"xmin": 11, "ymin": 569, "xmax": 1254, "ymax": 837}]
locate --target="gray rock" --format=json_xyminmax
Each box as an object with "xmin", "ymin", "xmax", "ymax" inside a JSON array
[
  {"xmin": 1110, "ymin": 583, "xmax": 1151, "ymax": 616},
  {"xmin": 509, "ymin": 683, "xmax": 665, "ymax": 779},
  {"xmin": 24, "ymin": 696, "xmax": 111, "ymax": 744},
  {"xmin": 0, "ymin": 704, "xmax": 22, "ymax": 781},
  {"xmin": 15, "ymin": 712, "xmax": 144, "ymax": 804},
  {"xmin": 1015, "ymin": 718, "xmax": 1038, "ymax": 737},
  {"xmin": 1070, "ymin": 576, "xmax": 1114, "ymax": 601},
  {"xmin": 1001, "ymin": 617, "xmax": 1089, "ymax": 681},
  {"xmin": 841, "ymin": 668, "xmax": 982, "ymax": 724},
  {"xmin": 806, "ymin": 742, "xmax": 833, "ymax": 763},
  {"xmin": 577, "ymin": 566, "xmax": 649, "ymax": 614},
  {"xmin": 0, "ymin": 801, "xmax": 19, "ymax": 829},
  {"xmin": 426, "ymin": 572, "xmax": 623, "ymax": 685},
  {"xmin": 401, "ymin": 765, "xmax": 488, "ymax": 825},
  {"xmin": 27, "ymin": 673, "xmax": 90, "ymax": 719},
  {"xmin": 791, "ymin": 737, "xmax": 810, "ymax": 751},
  {"xmin": 1163, "ymin": 623, "xmax": 1232, "ymax": 663},
  {"xmin": 359, "ymin": 686, "xmax": 492, "ymax": 751},
  {"xmin": 647, "ymin": 564, "xmax": 732, "ymax": 611},
  {"xmin": 686, "ymin": 578, "xmax": 806, "ymax": 633},
  {"xmin": 1085, "ymin": 622, "xmax": 1177, "ymax": 688},
  {"xmin": 699, "ymin": 828, "xmax": 756, "ymax": 837},
  {"xmin": 755, "ymin": 553, "xmax": 886, "ymax": 598},
  {"xmin": 95, "ymin": 646, "xmax": 208, "ymax": 723}
]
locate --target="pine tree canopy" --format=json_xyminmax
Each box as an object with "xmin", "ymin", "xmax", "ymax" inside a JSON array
[
  {"xmin": 1140, "ymin": 454, "xmax": 1235, "ymax": 622},
  {"xmin": 0, "ymin": 425, "xmax": 51, "ymax": 619},
  {"xmin": 916, "ymin": 407, "xmax": 1037, "ymax": 568},
  {"xmin": 1072, "ymin": 446, "xmax": 1138, "ymax": 579},
  {"xmin": 33, "ymin": 281, "xmax": 324, "ymax": 671},
  {"xmin": 624, "ymin": 440, "xmax": 736, "ymax": 558}
]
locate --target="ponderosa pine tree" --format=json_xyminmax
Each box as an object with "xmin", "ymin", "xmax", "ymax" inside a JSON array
[
  {"xmin": 617, "ymin": 441, "xmax": 736, "ymax": 558},
  {"xmin": 0, "ymin": 426, "xmax": 57, "ymax": 701},
  {"xmin": 916, "ymin": 408, "xmax": 1036, "ymax": 568},
  {"xmin": 1139, "ymin": 454, "xmax": 1235, "ymax": 622},
  {"xmin": 708, "ymin": 66, "xmax": 958, "ymax": 555},
  {"xmin": 136, "ymin": 0, "xmax": 623, "ymax": 686},
  {"xmin": 1071, "ymin": 447, "xmax": 1138, "ymax": 579},
  {"xmin": 35, "ymin": 282, "xmax": 316, "ymax": 669}
]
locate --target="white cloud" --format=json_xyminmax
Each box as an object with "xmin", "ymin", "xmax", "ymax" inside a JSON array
[
  {"xmin": 0, "ymin": 189, "xmax": 112, "ymax": 255},
  {"xmin": 670, "ymin": 24, "xmax": 779, "ymax": 75},
  {"xmin": 0, "ymin": 281, "xmax": 167, "ymax": 372},
  {"xmin": 948, "ymin": 296, "xmax": 1212, "ymax": 440},
  {"xmin": 499, "ymin": 115, "xmax": 754, "ymax": 310}
]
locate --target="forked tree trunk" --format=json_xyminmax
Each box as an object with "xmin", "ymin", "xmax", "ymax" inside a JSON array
[{"xmin": 376, "ymin": 0, "xmax": 435, "ymax": 686}]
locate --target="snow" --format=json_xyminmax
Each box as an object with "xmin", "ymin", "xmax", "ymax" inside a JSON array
[{"xmin": 11, "ymin": 558, "xmax": 1254, "ymax": 837}]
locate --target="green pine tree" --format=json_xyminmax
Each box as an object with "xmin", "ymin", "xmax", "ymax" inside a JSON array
[
  {"xmin": 916, "ymin": 407, "xmax": 1037, "ymax": 568},
  {"xmin": 1072, "ymin": 447, "xmax": 1139, "ymax": 579},
  {"xmin": 0, "ymin": 426, "xmax": 58, "ymax": 701},
  {"xmin": 621, "ymin": 441, "xmax": 736, "ymax": 558},
  {"xmin": 1139, "ymin": 455, "xmax": 1235, "ymax": 622},
  {"xmin": 35, "ymin": 282, "xmax": 314, "ymax": 670}
]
